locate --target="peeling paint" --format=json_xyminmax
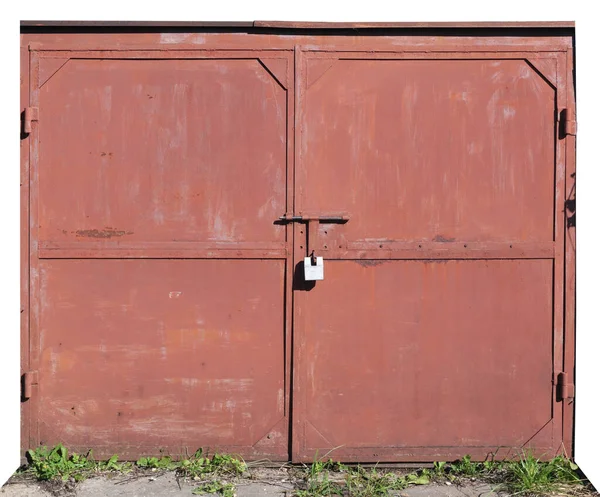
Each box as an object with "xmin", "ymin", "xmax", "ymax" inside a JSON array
[{"xmin": 74, "ymin": 228, "xmax": 133, "ymax": 238}]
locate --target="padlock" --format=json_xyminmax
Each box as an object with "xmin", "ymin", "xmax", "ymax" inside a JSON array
[{"xmin": 304, "ymin": 256, "xmax": 324, "ymax": 281}]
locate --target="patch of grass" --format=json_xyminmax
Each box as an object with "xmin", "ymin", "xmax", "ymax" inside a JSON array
[
  {"xmin": 179, "ymin": 450, "xmax": 246, "ymax": 496},
  {"xmin": 449, "ymin": 454, "xmax": 481, "ymax": 476},
  {"xmin": 136, "ymin": 455, "xmax": 178, "ymax": 470},
  {"xmin": 295, "ymin": 461, "xmax": 344, "ymax": 496},
  {"xmin": 192, "ymin": 480, "xmax": 236, "ymax": 497},
  {"xmin": 346, "ymin": 466, "xmax": 430, "ymax": 497},
  {"xmin": 432, "ymin": 461, "xmax": 447, "ymax": 476},
  {"xmin": 23, "ymin": 444, "xmax": 246, "ymax": 489},
  {"xmin": 502, "ymin": 453, "xmax": 583, "ymax": 496},
  {"xmin": 21, "ymin": 444, "xmax": 592, "ymax": 497},
  {"xmin": 294, "ymin": 456, "xmax": 346, "ymax": 497},
  {"xmin": 178, "ymin": 449, "xmax": 247, "ymax": 479},
  {"xmin": 294, "ymin": 457, "xmax": 431, "ymax": 497},
  {"xmin": 25, "ymin": 444, "xmax": 131, "ymax": 482}
]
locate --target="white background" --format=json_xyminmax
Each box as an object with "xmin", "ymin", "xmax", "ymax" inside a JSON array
[{"xmin": 3, "ymin": 0, "xmax": 598, "ymax": 489}]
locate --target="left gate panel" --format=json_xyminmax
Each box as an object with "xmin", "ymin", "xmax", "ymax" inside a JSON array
[{"xmin": 27, "ymin": 52, "xmax": 292, "ymax": 460}]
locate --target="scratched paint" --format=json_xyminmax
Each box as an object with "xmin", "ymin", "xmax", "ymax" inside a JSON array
[
  {"xmin": 38, "ymin": 59, "xmax": 287, "ymax": 244},
  {"xmin": 23, "ymin": 28, "xmax": 573, "ymax": 464},
  {"xmin": 302, "ymin": 59, "xmax": 555, "ymax": 243},
  {"xmin": 293, "ymin": 47, "xmax": 570, "ymax": 463},
  {"xmin": 36, "ymin": 259, "xmax": 287, "ymax": 457}
]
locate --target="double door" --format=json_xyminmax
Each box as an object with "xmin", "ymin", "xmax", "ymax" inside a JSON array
[{"xmin": 23, "ymin": 40, "xmax": 573, "ymax": 462}]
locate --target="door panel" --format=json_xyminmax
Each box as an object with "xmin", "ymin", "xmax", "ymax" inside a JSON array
[
  {"xmin": 299, "ymin": 58, "xmax": 555, "ymax": 244},
  {"xmin": 300, "ymin": 260, "xmax": 553, "ymax": 450},
  {"xmin": 37, "ymin": 259, "xmax": 286, "ymax": 455},
  {"xmin": 293, "ymin": 51, "xmax": 564, "ymax": 462},
  {"xmin": 38, "ymin": 58, "xmax": 287, "ymax": 245},
  {"xmin": 29, "ymin": 52, "xmax": 293, "ymax": 459}
]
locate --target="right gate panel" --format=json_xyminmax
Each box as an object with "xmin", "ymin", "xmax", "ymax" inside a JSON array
[{"xmin": 293, "ymin": 51, "xmax": 566, "ymax": 461}]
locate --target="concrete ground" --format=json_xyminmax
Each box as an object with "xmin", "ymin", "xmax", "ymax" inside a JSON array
[{"xmin": 1, "ymin": 469, "xmax": 505, "ymax": 497}]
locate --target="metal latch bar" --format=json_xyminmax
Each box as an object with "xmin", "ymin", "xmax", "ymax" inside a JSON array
[
  {"xmin": 278, "ymin": 214, "xmax": 349, "ymax": 223},
  {"xmin": 277, "ymin": 214, "xmax": 349, "ymax": 257}
]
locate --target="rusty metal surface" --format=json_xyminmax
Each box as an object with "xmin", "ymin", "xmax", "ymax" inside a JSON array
[
  {"xmin": 293, "ymin": 46, "xmax": 570, "ymax": 461},
  {"xmin": 26, "ymin": 48, "xmax": 293, "ymax": 459},
  {"xmin": 296, "ymin": 260, "xmax": 554, "ymax": 460},
  {"xmin": 37, "ymin": 57, "xmax": 287, "ymax": 246},
  {"xmin": 562, "ymin": 47, "xmax": 576, "ymax": 456},
  {"xmin": 21, "ymin": 30, "xmax": 574, "ymax": 462},
  {"xmin": 36, "ymin": 260, "xmax": 287, "ymax": 458},
  {"xmin": 20, "ymin": 42, "xmax": 31, "ymax": 459},
  {"xmin": 299, "ymin": 57, "xmax": 555, "ymax": 243}
]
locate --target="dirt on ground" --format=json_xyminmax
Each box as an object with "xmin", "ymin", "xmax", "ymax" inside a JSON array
[{"xmin": 2, "ymin": 465, "xmax": 599, "ymax": 497}]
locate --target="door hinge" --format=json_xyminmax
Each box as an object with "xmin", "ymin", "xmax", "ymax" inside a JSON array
[
  {"xmin": 560, "ymin": 108, "xmax": 577, "ymax": 137},
  {"xmin": 556, "ymin": 372, "xmax": 574, "ymax": 401},
  {"xmin": 22, "ymin": 370, "xmax": 38, "ymax": 400},
  {"xmin": 23, "ymin": 106, "xmax": 39, "ymax": 134}
]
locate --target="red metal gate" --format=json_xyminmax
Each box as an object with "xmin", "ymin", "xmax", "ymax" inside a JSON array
[{"xmin": 21, "ymin": 25, "xmax": 576, "ymax": 463}]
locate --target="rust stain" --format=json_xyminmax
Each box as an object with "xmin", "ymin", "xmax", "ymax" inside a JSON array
[
  {"xmin": 74, "ymin": 228, "xmax": 134, "ymax": 238},
  {"xmin": 355, "ymin": 260, "xmax": 387, "ymax": 267},
  {"xmin": 433, "ymin": 235, "xmax": 456, "ymax": 242}
]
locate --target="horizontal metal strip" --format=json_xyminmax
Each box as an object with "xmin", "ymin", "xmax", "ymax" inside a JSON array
[
  {"xmin": 38, "ymin": 249, "xmax": 288, "ymax": 259},
  {"xmin": 38, "ymin": 241, "xmax": 288, "ymax": 259},
  {"xmin": 35, "ymin": 51, "xmax": 560, "ymax": 60},
  {"xmin": 29, "ymin": 42, "xmax": 571, "ymax": 53},
  {"xmin": 35, "ymin": 49, "xmax": 291, "ymax": 58},
  {"xmin": 307, "ymin": 52, "xmax": 562, "ymax": 59},
  {"xmin": 315, "ymin": 241, "xmax": 554, "ymax": 260},
  {"xmin": 295, "ymin": 446, "xmax": 553, "ymax": 462}
]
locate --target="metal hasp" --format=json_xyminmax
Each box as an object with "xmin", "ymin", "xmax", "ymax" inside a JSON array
[{"xmin": 278, "ymin": 214, "xmax": 349, "ymax": 257}]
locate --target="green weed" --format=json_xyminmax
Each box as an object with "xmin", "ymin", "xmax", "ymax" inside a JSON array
[
  {"xmin": 295, "ymin": 456, "xmax": 345, "ymax": 497},
  {"xmin": 135, "ymin": 455, "xmax": 178, "ymax": 470},
  {"xmin": 295, "ymin": 459, "xmax": 431, "ymax": 497},
  {"xmin": 22, "ymin": 444, "xmax": 590, "ymax": 497},
  {"xmin": 502, "ymin": 453, "xmax": 583, "ymax": 496},
  {"xmin": 432, "ymin": 461, "xmax": 447, "ymax": 475},
  {"xmin": 449, "ymin": 455, "xmax": 480, "ymax": 476},
  {"xmin": 192, "ymin": 480, "xmax": 236, "ymax": 497},
  {"xmin": 25, "ymin": 444, "xmax": 130, "ymax": 482},
  {"xmin": 178, "ymin": 449, "xmax": 247, "ymax": 479}
]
